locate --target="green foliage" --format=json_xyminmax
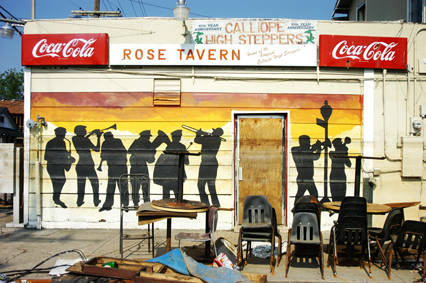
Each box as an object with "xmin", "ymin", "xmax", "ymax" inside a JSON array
[{"xmin": 0, "ymin": 68, "xmax": 24, "ymax": 100}]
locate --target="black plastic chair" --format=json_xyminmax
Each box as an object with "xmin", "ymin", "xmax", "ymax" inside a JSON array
[
  {"xmin": 236, "ymin": 195, "xmax": 281, "ymax": 275},
  {"xmin": 387, "ymin": 220, "xmax": 426, "ymax": 281},
  {"xmin": 285, "ymin": 212, "xmax": 324, "ymax": 279},
  {"xmin": 293, "ymin": 195, "xmax": 321, "ymax": 224},
  {"xmin": 328, "ymin": 198, "xmax": 371, "ymax": 278},
  {"xmin": 368, "ymin": 207, "xmax": 404, "ymax": 278},
  {"xmin": 119, "ymin": 174, "xmax": 154, "ymax": 258},
  {"xmin": 175, "ymin": 206, "xmax": 219, "ymax": 255}
]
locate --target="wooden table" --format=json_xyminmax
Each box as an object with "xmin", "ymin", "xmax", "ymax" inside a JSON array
[
  {"xmin": 322, "ymin": 201, "xmax": 391, "ymax": 214},
  {"xmin": 384, "ymin": 201, "xmax": 420, "ymax": 208},
  {"xmin": 137, "ymin": 202, "xmax": 209, "ymax": 252}
]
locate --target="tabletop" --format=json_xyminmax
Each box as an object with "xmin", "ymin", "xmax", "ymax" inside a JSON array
[
  {"xmin": 322, "ymin": 201, "xmax": 391, "ymax": 214},
  {"xmin": 384, "ymin": 201, "xmax": 420, "ymax": 208}
]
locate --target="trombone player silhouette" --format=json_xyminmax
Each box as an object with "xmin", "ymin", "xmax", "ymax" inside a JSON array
[{"xmin": 183, "ymin": 125, "xmax": 225, "ymax": 206}]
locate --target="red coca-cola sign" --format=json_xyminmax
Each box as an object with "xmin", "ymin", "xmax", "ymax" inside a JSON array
[
  {"xmin": 319, "ymin": 35, "xmax": 407, "ymax": 69},
  {"xmin": 22, "ymin": 33, "xmax": 108, "ymax": 66}
]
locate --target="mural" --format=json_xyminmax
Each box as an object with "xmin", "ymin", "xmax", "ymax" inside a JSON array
[
  {"xmin": 292, "ymin": 100, "xmax": 354, "ymax": 206},
  {"xmin": 37, "ymin": 91, "xmax": 361, "ymax": 220}
]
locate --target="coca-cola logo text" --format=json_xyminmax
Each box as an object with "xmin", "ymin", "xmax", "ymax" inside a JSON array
[
  {"xmin": 32, "ymin": 38, "xmax": 97, "ymax": 58},
  {"xmin": 332, "ymin": 40, "xmax": 397, "ymax": 62}
]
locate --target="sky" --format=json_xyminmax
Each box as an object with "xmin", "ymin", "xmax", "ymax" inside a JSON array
[{"xmin": 0, "ymin": 0, "xmax": 337, "ymax": 74}]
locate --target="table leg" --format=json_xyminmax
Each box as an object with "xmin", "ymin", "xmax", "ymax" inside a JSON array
[
  {"xmin": 167, "ymin": 218, "xmax": 172, "ymax": 252},
  {"xmin": 205, "ymin": 210, "xmax": 210, "ymax": 256}
]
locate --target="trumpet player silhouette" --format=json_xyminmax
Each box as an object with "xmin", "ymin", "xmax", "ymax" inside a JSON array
[
  {"xmin": 292, "ymin": 135, "xmax": 323, "ymax": 206},
  {"xmin": 193, "ymin": 127, "xmax": 223, "ymax": 207},
  {"xmin": 72, "ymin": 125, "xmax": 102, "ymax": 207},
  {"xmin": 44, "ymin": 127, "xmax": 75, "ymax": 208},
  {"xmin": 99, "ymin": 132, "xmax": 128, "ymax": 212},
  {"xmin": 128, "ymin": 130, "xmax": 167, "ymax": 206},
  {"xmin": 153, "ymin": 130, "xmax": 189, "ymax": 199}
]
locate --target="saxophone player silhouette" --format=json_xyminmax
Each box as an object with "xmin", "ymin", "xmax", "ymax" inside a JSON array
[{"xmin": 44, "ymin": 127, "xmax": 75, "ymax": 208}]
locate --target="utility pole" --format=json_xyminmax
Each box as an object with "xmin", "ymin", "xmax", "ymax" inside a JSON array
[
  {"xmin": 94, "ymin": 0, "xmax": 100, "ymax": 18},
  {"xmin": 32, "ymin": 0, "xmax": 35, "ymax": 19}
]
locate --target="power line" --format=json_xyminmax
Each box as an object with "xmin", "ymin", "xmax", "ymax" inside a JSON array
[
  {"xmin": 0, "ymin": 5, "xmax": 19, "ymax": 20},
  {"xmin": 127, "ymin": 0, "xmax": 211, "ymax": 18}
]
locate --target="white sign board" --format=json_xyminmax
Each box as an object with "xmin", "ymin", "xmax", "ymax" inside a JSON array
[
  {"xmin": 191, "ymin": 19, "xmax": 318, "ymax": 45},
  {"xmin": 110, "ymin": 44, "xmax": 317, "ymax": 67},
  {"xmin": 0, "ymin": 144, "xmax": 15, "ymax": 194}
]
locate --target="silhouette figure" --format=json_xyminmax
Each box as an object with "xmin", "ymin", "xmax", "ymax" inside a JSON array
[
  {"xmin": 44, "ymin": 127, "xmax": 75, "ymax": 208},
  {"xmin": 329, "ymin": 137, "xmax": 352, "ymax": 202},
  {"xmin": 194, "ymin": 127, "xmax": 223, "ymax": 206},
  {"xmin": 292, "ymin": 135, "xmax": 322, "ymax": 206},
  {"xmin": 99, "ymin": 132, "xmax": 128, "ymax": 212},
  {"xmin": 72, "ymin": 125, "xmax": 102, "ymax": 207},
  {"xmin": 317, "ymin": 100, "xmax": 333, "ymax": 204},
  {"xmin": 153, "ymin": 130, "xmax": 189, "ymax": 199},
  {"xmin": 128, "ymin": 130, "xmax": 167, "ymax": 205}
]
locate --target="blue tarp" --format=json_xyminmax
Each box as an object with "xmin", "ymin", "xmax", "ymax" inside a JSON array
[{"xmin": 147, "ymin": 249, "xmax": 253, "ymax": 283}]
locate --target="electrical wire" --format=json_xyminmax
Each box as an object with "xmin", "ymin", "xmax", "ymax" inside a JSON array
[{"xmin": 0, "ymin": 249, "xmax": 87, "ymax": 282}]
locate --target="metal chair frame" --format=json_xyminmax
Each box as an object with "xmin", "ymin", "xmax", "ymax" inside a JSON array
[
  {"xmin": 236, "ymin": 195, "xmax": 281, "ymax": 275},
  {"xmin": 368, "ymin": 207, "xmax": 404, "ymax": 278},
  {"xmin": 387, "ymin": 220, "xmax": 426, "ymax": 281},
  {"xmin": 175, "ymin": 206, "xmax": 219, "ymax": 256},
  {"xmin": 119, "ymin": 174, "xmax": 154, "ymax": 258}
]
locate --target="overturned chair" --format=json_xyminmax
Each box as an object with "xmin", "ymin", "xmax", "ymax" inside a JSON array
[
  {"xmin": 119, "ymin": 174, "xmax": 154, "ymax": 258},
  {"xmin": 286, "ymin": 196, "xmax": 323, "ymax": 279},
  {"xmin": 236, "ymin": 195, "xmax": 282, "ymax": 275}
]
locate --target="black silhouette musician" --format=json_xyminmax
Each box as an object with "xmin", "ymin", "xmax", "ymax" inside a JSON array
[
  {"xmin": 72, "ymin": 125, "xmax": 102, "ymax": 207},
  {"xmin": 194, "ymin": 127, "xmax": 223, "ymax": 206},
  {"xmin": 98, "ymin": 132, "xmax": 128, "ymax": 212},
  {"xmin": 292, "ymin": 135, "xmax": 322, "ymax": 206},
  {"xmin": 44, "ymin": 127, "xmax": 75, "ymax": 208},
  {"xmin": 128, "ymin": 130, "xmax": 167, "ymax": 205},
  {"xmin": 329, "ymin": 137, "xmax": 352, "ymax": 202},
  {"xmin": 153, "ymin": 130, "xmax": 189, "ymax": 199}
]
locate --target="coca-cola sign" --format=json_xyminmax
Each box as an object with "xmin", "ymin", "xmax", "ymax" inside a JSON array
[
  {"xmin": 319, "ymin": 35, "xmax": 407, "ymax": 70},
  {"xmin": 22, "ymin": 33, "xmax": 108, "ymax": 66}
]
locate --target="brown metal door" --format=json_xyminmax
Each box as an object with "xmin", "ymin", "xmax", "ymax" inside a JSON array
[{"xmin": 237, "ymin": 116, "xmax": 284, "ymax": 224}]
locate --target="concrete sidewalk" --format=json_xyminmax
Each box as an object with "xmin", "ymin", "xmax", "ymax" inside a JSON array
[{"xmin": 0, "ymin": 208, "xmax": 423, "ymax": 282}]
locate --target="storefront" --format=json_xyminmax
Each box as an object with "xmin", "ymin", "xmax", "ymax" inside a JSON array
[{"xmin": 19, "ymin": 17, "xmax": 426, "ymax": 230}]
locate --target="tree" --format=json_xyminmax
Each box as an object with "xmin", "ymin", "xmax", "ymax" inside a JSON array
[{"xmin": 0, "ymin": 68, "xmax": 24, "ymax": 100}]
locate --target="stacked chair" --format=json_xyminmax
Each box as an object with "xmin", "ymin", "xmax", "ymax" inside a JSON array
[
  {"xmin": 285, "ymin": 195, "xmax": 323, "ymax": 279},
  {"xmin": 327, "ymin": 196, "xmax": 371, "ymax": 278},
  {"xmin": 368, "ymin": 207, "xmax": 404, "ymax": 278},
  {"xmin": 236, "ymin": 195, "xmax": 282, "ymax": 274}
]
